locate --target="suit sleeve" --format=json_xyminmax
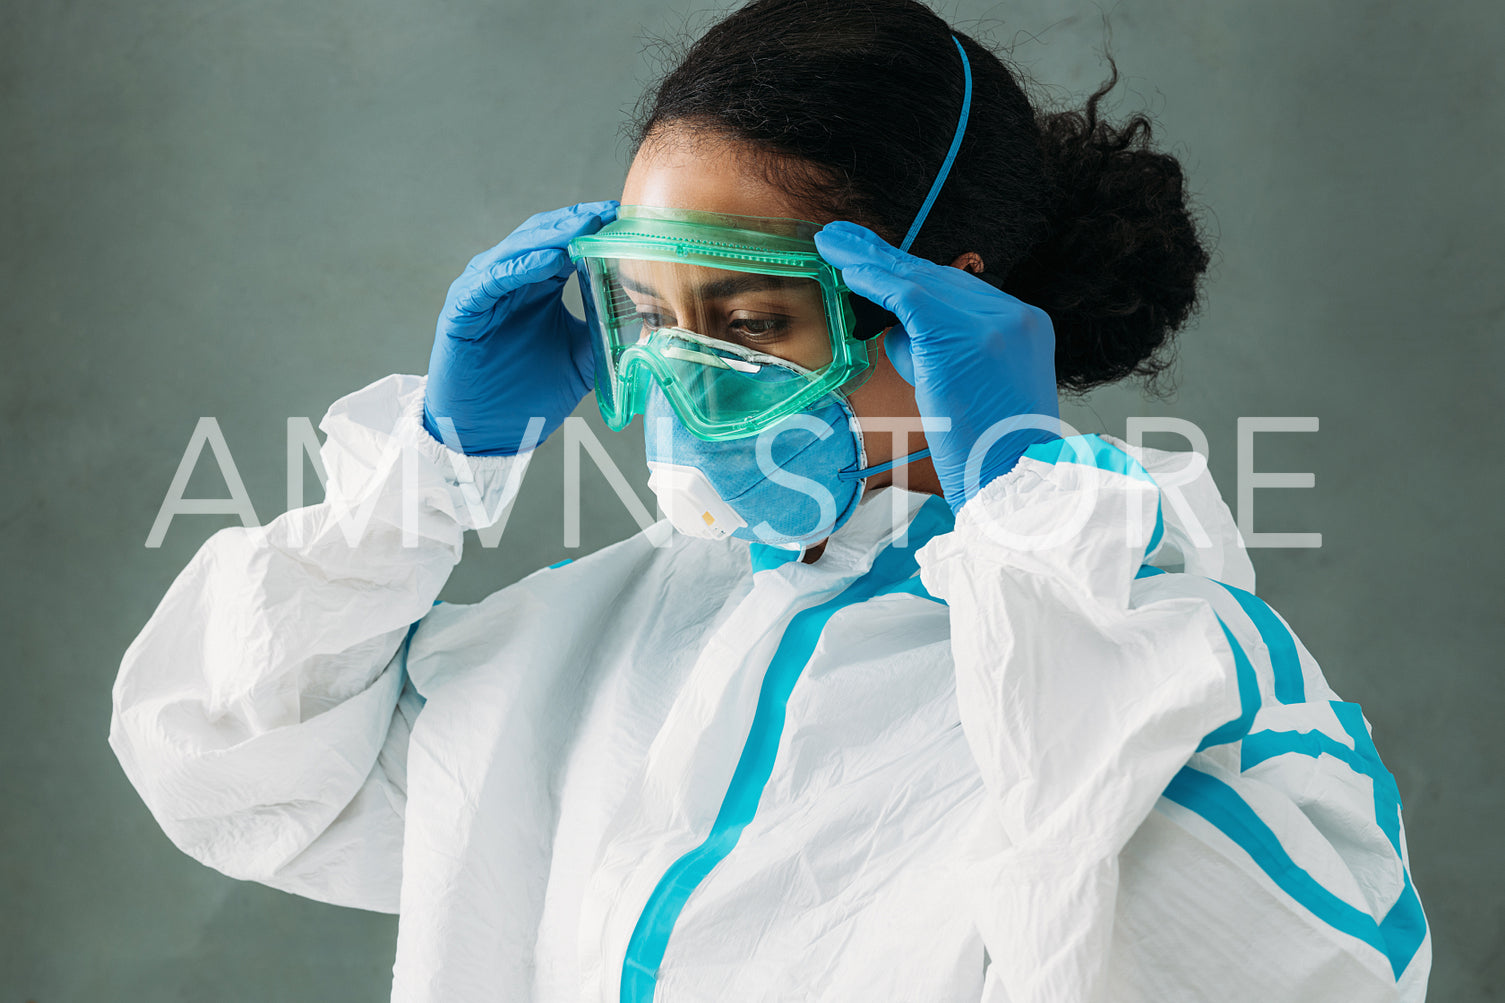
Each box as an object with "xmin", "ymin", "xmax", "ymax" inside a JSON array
[
  {"xmin": 916, "ymin": 434, "xmax": 1429, "ymax": 1003},
  {"xmin": 108, "ymin": 373, "xmax": 527, "ymax": 914}
]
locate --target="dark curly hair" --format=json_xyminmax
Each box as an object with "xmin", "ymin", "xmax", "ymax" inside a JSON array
[{"xmin": 627, "ymin": 0, "xmax": 1213, "ymax": 397}]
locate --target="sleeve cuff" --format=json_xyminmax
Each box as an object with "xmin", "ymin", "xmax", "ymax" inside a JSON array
[
  {"xmin": 930, "ymin": 433, "xmax": 1166, "ymax": 610},
  {"xmin": 319, "ymin": 373, "xmax": 531, "ymax": 537}
]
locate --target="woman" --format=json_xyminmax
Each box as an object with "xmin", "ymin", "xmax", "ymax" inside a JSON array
[{"xmin": 108, "ymin": 1, "xmax": 1430, "ymax": 1000}]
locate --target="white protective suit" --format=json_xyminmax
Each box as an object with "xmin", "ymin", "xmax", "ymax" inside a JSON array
[{"xmin": 109, "ymin": 373, "xmax": 1430, "ymax": 1002}]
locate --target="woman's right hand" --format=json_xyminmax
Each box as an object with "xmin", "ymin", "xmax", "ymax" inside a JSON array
[{"xmin": 422, "ymin": 199, "xmax": 620, "ymax": 455}]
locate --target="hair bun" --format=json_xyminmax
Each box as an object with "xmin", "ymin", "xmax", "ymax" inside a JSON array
[{"xmin": 1003, "ymin": 58, "xmax": 1213, "ymax": 398}]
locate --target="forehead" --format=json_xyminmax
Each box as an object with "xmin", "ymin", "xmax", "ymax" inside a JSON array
[{"xmin": 621, "ymin": 126, "xmax": 814, "ymax": 221}]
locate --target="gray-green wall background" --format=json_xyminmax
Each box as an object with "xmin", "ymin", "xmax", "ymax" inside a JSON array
[{"xmin": 3, "ymin": 0, "xmax": 1499, "ymax": 999}]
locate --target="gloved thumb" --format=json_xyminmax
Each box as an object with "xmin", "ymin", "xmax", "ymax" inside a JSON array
[{"xmin": 884, "ymin": 326, "xmax": 916, "ymax": 387}]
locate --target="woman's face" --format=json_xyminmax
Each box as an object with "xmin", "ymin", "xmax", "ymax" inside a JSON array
[{"xmin": 619, "ymin": 124, "xmax": 939, "ymax": 495}]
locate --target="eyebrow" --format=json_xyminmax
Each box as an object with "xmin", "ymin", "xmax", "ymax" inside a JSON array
[{"xmin": 617, "ymin": 271, "xmax": 799, "ymax": 300}]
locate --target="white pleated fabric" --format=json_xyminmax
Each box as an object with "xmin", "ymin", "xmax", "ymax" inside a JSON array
[{"xmin": 109, "ymin": 373, "xmax": 1429, "ymax": 1002}]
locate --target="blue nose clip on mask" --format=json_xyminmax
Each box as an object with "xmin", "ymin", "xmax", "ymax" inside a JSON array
[{"xmin": 644, "ymin": 35, "xmax": 972, "ymax": 551}]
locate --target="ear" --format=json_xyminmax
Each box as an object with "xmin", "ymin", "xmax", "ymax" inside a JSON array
[{"xmin": 948, "ymin": 251, "xmax": 986, "ymax": 275}]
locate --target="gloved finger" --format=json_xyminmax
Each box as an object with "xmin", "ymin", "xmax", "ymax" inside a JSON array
[
  {"xmin": 883, "ymin": 325, "xmax": 916, "ymax": 387},
  {"xmin": 816, "ymin": 223, "xmax": 953, "ymax": 320},
  {"xmin": 450, "ymin": 247, "xmax": 574, "ymax": 317},
  {"xmin": 813, "ymin": 220, "xmax": 913, "ymax": 271},
  {"xmin": 463, "ymin": 200, "xmax": 620, "ymax": 276},
  {"xmin": 511, "ymin": 199, "xmax": 621, "ymax": 246},
  {"xmin": 818, "ymin": 221, "xmax": 984, "ymax": 301},
  {"xmin": 835, "ymin": 262, "xmax": 945, "ymax": 335},
  {"xmin": 478, "ymin": 246, "xmax": 577, "ymax": 301}
]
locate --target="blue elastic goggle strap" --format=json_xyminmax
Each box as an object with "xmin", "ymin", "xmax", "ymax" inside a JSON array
[{"xmin": 898, "ymin": 35, "xmax": 974, "ymax": 253}]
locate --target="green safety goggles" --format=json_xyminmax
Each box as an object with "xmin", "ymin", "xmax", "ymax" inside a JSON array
[{"xmin": 567, "ymin": 205, "xmax": 895, "ymax": 441}]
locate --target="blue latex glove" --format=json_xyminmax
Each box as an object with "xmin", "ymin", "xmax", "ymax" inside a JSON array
[
  {"xmin": 423, "ymin": 200, "xmax": 620, "ymax": 455},
  {"xmin": 814, "ymin": 220, "xmax": 1062, "ymax": 513}
]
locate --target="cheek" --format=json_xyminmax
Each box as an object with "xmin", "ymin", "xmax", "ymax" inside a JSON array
[
  {"xmin": 846, "ymin": 337, "xmax": 923, "ymax": 461},
  {"xmin": 848, "ymin": 337, "xmax": 920, "ymax": 417},
  {"xmin": 785, "ymin": 322, "xmax": 836, "ymax": 371}
]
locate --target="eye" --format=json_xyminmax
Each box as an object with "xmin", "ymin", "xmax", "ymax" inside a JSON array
[
  {"xmin": 635, "ymin": 309, "xmax": 673, "ymax": 331},
  {"xmin": 728, "ymin": 316, "xmax": 789, "ymax": 338}
]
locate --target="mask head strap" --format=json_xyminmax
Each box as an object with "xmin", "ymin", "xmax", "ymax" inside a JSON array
[
  {"xmin": 838, "ymin": 446, "xmax": 933, "ymax": 483},
  {"xmin": 898, "ymin": 35, "xmax": 974, "ymax": 254},
  {"xmin": 846, "ymin": 35, "xmax": 973, "ymax": 343}
]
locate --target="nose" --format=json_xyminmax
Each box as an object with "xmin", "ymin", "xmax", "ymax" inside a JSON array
[{"xmin": 671, "ymin": 296, "xmax": 716, "ymax": 339}]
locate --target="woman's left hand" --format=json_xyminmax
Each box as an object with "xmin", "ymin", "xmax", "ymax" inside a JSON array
[{"xmin": 815, "ymin": 220, "xmax": 1062, "ymax": 513}]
